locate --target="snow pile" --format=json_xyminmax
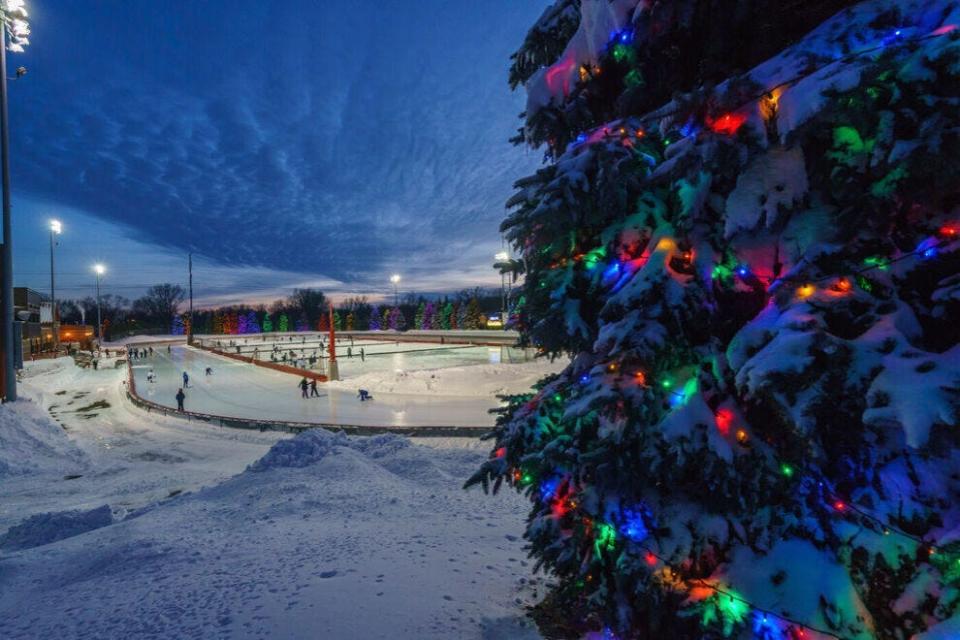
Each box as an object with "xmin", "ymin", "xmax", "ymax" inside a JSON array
[
  {"xmin": 326, "ymin": 360, "xmax": 565, "ymax": 397},
  {"xmin": 0, "ymin": 427, "xmax": 536, "ymax": 639},
  {"xmin": 18, "ymin": 356, "xmax": 77, "ymax": 380},
  {"xmin": 0, "ymin": 399, "xmax": 86, "ymax": 477},
  {"xmin": 249, "ymin": 430, "xmax": 411, "ymax": 472},
  {"xmin": 0, "ymin": 505, "xmax": 113, "ymax": 552}
]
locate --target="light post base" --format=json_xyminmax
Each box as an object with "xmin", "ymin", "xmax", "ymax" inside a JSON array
[{"xmin": 328, "ymin": 360, "xmax": 339, "ymax": 382}]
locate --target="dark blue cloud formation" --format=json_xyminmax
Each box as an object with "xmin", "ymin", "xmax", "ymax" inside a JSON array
[{"xmin": 10, "ymin": 1, "xmax": 544, "ymax": 286}]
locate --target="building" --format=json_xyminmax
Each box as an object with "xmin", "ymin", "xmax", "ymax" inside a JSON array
[
  {"xmin": 14, "ymin": 287, "xmax": 55, "ymax": 355},
  {"xmin": 59, "ymin": 324, "xmax": 94, "ymax": 345}
]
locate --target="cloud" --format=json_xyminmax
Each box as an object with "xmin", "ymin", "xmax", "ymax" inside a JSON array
[{"xmin": 9, "ymin": 0, "xmax": 545, "ymax": 293}]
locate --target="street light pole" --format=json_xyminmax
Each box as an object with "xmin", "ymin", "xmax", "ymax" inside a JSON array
[
  {"xmin": 93, "ymin": 264, "xmax": 105, "ymax": 346},
  {"xmin": 49, "ymin": 220, "xmax": 61, "ymax": 350},
  {"xmin": 0, "ymin": 22, "xmax": 13, "ymax": 399},
  {"xmin": 390, "ymin": 274, "xmax": 401, "ymax": 307},
  {"xmin": 494, "ymin": 251, "xmax": 510, "ymax": 331},
  {"xmin": 0, "ymin": 1, "xmax": 30, "ymax": 400}
]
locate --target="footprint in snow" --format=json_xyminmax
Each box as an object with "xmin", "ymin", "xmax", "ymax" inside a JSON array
[{"xmin": 319, "ymin": 570, "xmax": 337, "ymax": 578}]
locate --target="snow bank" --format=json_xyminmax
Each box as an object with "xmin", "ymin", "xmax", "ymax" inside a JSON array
[
  {"xmin": 249, "ymin": 430, "xmax": 411, "ymax": 472},
  {"xmin": 0, "ymin": 399, "xmax": 86, "ymax": 478},
  {"xmin": 0, "ymin": 505, "xmax": 113, "ymax": 552},
  {"xmin": 18, "ymin": 356, "xmax": 76, "ymax": 380}
]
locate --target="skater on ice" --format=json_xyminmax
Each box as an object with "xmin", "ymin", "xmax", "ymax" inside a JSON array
[
  {"xmin": 309, "ymin": 379, "xmax": 319, "ymax": 397},
  {"xmin": 358, "ymin": 389, "xmax": 372, "ymax": 402},
  {"xmin": 175, "ymin": 388, "xmax": 185, "ymax": 411},
  {"xmin": 182, "ymin": 371, "xmax": 189, "ymax": 388},
  {"xmin": 298, "ymin": 377, "xmax": 309, "ymax": 398},
  {"xmin": 205, "ymin": 367, "xmax": 213, "ymax": 376}
]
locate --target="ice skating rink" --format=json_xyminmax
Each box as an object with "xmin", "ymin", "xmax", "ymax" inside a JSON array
[{"xmin": 130, "ymin": 342, "xmax": 557, "ymax": 428}]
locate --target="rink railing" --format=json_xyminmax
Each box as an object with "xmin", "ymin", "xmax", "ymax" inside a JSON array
[
  {"xmin": 193, "ymin": 342, "xmax": 329, "ymax": 381},
  {"xmin": 124, "ymin": 356, "xmax": 491, "ymax": 438}
]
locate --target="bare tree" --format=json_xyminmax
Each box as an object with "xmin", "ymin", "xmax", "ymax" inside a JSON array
[
  {"xmin": 133, "ymin": 284, "xmax": 185, "ymax": 325},
  {"xmin": 289, "ymin": 288, "xmax": 327, "ymax": 325}
]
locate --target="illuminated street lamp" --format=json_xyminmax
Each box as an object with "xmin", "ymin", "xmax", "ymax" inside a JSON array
[
  {"xmin": 93, "ymin": 264, "xmax": 105, "ymax": 344},
  {"xmin": 49, "ymin": 219, "xmax": 61, "ymax": 349},
  {"xmin": 493, "ymin": 251, "xmax": 512, "ymax": 331},
  {"xmin": 390, "ymin": 273, "xmax": 401, "ymax": 306},
  {"xmin": 0, "ymin": 0, "xmax": 30, "ymax": 401}
]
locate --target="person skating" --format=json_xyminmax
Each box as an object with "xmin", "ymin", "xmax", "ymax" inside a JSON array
[
  {"xmin": 298, "ymin": 378, "xmax": 309, "ymax": 398},
  {"xmin": 347, "ymin": 347, "xmax": 353, "ymax": 359},
  {"xmin": 360, "ymin": 348, "xmax": 365, "ymax": 362},
  {"xmin": 176, "ymin": 388, "xmax": 185, "ymax": 411},
  {"xmin": 358, "ymin": 389, "xmax": 373, "ymax": 401},
  {"xmin": 205, "ymin": 367, "xmax": 213, "ymax": 376},
  {"xmin": 309, "ymin": 379, "xmax": 319, "ymax": 397},
  {"xmin": 182, "ymin": 371, "xmax": 189, "ymax": 388}
]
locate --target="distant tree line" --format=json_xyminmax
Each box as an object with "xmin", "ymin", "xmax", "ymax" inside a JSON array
[{"xmin": 56, "ymin": 285, "xmax": 506, "ymax": 339}]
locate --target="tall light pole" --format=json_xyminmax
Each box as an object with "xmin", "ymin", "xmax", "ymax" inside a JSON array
[
  {"xmin": 93, "ymin": 264, "xmax": 105, "ymax": 346},
  {"xmin": 494, "ymin": 251, "xmax": 510, "ymax": 331},
  {"xmin": 49, "ymin": 219, "xmax": 61, "ymax": 350},
  {"xmin": 0, "ymin": 0, "xmax": 29, "ymax": 401},
  {"xmin": 390, "ymin": 274, "xmax": 401, "ymax": 307}
]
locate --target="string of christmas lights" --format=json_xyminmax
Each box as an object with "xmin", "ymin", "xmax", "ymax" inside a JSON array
[{"xmin": 565, "ymin": 21, "xmax": 960, "ymax": 153}]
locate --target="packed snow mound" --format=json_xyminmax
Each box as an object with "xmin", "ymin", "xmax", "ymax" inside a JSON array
[
  {"xmin": 18, "ymin": 356, "xmax": 76, "ymax": 380},
  {"xmin": 326, "ymin": 360, "xmax": 565, "ymax": 397},
  {"xmin": 0, "ymin": 505, "xmax": 113, "ymax": 552},
  {"xmin": 248, "ymin": 430, "xmax": 411, "ymax": 472},
  {"xmin": 0, "ymin": 399, "xmax": 86, "ymax": 477}
]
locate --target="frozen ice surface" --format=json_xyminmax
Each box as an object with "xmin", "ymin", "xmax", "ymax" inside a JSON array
[{"xmin": 133, "ymin": 343, "xmax": 563, "ymax": 427}]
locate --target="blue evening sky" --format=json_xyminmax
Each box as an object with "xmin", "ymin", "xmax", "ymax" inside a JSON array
[{"xmin": 8, "ymin": 1, "xmax": 546, "ymax": 307}]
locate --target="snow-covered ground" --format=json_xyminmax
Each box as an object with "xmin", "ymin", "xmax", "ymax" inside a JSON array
[
  {"xmin": 131, "ymin": 344, "xmax": 564, "ymax": 427},
  {"xmin": 0, "ymin": 357, "xmax": 547, "ymax": 639}
]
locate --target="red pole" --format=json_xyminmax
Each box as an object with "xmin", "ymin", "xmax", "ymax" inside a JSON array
[{"xmin": 328, "ymin": 306, "xmax": 336, "ymax": 363}]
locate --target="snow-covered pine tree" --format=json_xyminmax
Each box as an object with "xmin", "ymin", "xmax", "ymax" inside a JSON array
[
  {"xmin": 278, "ymin": 313, "xmax": 289, "ymax": 333},
  {"xmin": 246, "ymin": 311, "xmax": 260, "ymax": 334},
  {"xmin": 225, "ymin": 311, "xmax": 238, "ymax": 335},
  {"xmin": 440, "ymin": 302, "xmax": 453, "ymax": 329},
  {"xmin": 263, "ymin": 313, "xmax": 273, "ymax": 332},
  {"xmin": 469, "ymin": 1, "xmax": 960, "ymax": 638},
  {"xmin": 465, "ymin": 297, "xmax": 482, "ymax": 330},
  {"xmin": 423, "ymin": 301, "xmax": 437, "ymax": 329},
  {"xmin": 388, "ymin": 306, "xmax": 406, "ymax": 331},
  {"xmin": 415, "ymin": 302, "xmax": 426, "ymax": 330}
]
